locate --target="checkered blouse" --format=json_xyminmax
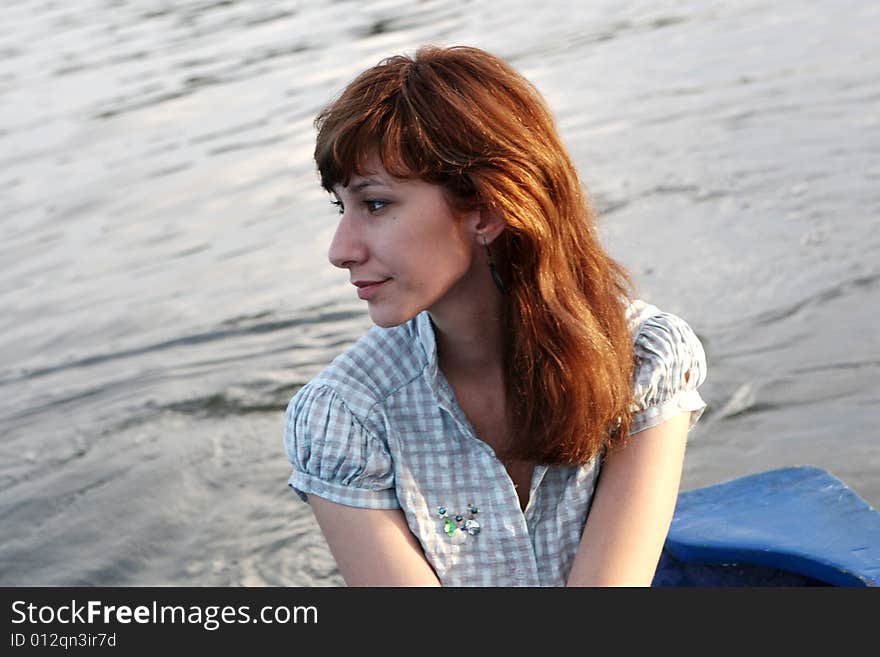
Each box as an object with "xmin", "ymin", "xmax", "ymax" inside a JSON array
[{"xmin": 283, "ymin": 299, "xmax": 708, "ymax": 586}]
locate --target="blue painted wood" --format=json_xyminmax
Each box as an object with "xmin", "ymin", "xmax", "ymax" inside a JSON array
[
  {"xmin": 652, "ymin": 550, "xmax": 831, "ymax": 586},
  {"xmin": 652, "ymin": 466, "xmax": 880, "ymax": 586}
]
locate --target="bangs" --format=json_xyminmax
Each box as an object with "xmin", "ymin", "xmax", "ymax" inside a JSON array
[
  {"xmin": 313, "ymin": 49, "xmax": 487, "ymax": 206},
  {"xmin": 314, "ymin": 83, "xmax": 432, "ymax": 192}
]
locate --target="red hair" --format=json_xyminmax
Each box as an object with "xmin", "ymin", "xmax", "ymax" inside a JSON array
[{"xmin": 314, "ymin": 45, "xmax": 635, "ymax": 465}]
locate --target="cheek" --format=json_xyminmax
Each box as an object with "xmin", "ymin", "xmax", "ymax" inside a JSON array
[
  {"xmin": 392, "ymin": 205, "xmax": 473, "ymax": 283},
  {"xmin": 422, "ymin": 242, "xmax": 473, "ymax": 292},
  {"xmin": 414, "ymin": 225, "xmax": 470, "ymax": 264}
]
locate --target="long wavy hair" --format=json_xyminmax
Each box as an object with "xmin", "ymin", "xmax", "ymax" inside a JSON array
[{"xmin": 314, "ymin": 45, "xmax": 635, "ymax": 465}]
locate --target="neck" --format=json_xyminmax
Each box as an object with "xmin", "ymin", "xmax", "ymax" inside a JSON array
[
  {"xmin": 429, "ymin": 286, "xmax": 505, "ymax": 383},
  {"xmin": 433, "ymin": 314, "xmax": 504, "ymax": 382}
]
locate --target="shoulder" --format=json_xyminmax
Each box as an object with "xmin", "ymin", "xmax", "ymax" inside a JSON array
[
  {"xmin": 280, "ymin": 316, "xmax": 431, "ymax": 510},
  {"xmin": 306, "ymin": 317, "xmax": 427, "ymax": 413},
  {"xmin": 625, "ymin": 299, "xmax": 708, "ymax": 435},
  {"xmin": 282, "ymin": 379, "xmax": 400, "ymax": 509}
]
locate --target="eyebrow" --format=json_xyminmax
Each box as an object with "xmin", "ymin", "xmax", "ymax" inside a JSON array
[{"xmin": 348, "ymin": 177, "xmax": 386, "ymax": 193}]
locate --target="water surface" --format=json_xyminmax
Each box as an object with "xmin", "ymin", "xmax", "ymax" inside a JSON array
[{"xmin": 1, "ymin": 0, "xmax": 877, "ymax": 585}]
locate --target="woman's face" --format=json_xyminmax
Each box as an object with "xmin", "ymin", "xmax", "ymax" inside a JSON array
[{"xmin": 328, "ymin": 154, "xmax": 478, "ymax": 328}]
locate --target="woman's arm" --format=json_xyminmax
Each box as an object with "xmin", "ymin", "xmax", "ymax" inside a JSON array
[
  {"xmin": 309, "ymin": 495, "xmax": 442, "ymax": 586},
  {"xmin": 566, "ymin": 411, "xmax": 691, "ymax": 586}
]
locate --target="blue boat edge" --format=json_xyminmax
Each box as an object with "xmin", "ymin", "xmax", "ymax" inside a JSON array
[{"xmin": 652, "ymin": 466, "xmax": 880, "ymax": 587}]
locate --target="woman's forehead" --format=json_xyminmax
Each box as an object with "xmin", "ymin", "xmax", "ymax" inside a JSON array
[
  {"xmin": 336, "ymin": 176, "xmax": 387, "ymax": 194},
  {"xmin": 333, "ymin": 155, "xmax": 402, "ymax": 193}
]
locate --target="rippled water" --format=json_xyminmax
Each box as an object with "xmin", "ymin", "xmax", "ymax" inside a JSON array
[{"xmin": 1, "ymin": 0, "xmax": 878, "ymax": 585}]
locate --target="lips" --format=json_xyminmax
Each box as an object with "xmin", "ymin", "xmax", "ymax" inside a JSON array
[
  {"xmin": 352, "ymin": 279, "xmax": 389, "ymax": 287},
  {"xmin": 354, "ymin": 279, "xmax": 389, "ymax": 300}
]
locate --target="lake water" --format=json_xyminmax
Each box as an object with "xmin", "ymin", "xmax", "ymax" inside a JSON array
[{"xmin": 1, "ymin": 0, "xmax": 877, "ymax": 585}]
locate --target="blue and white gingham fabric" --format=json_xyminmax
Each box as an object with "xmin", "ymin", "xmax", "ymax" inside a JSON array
[{"xmin": 283, "ymin": 299, "xmax": 707, "ymax": 586}]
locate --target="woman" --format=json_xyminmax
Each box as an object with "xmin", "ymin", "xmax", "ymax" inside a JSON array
[{"xmin": 283, "ymin": 45, "xmax": 707, "ymax": 586}]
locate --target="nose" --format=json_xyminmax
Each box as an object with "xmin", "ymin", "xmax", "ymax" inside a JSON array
[{"xmin": 327, "ymin": 212, "xmax": 367, "ymax": 270}]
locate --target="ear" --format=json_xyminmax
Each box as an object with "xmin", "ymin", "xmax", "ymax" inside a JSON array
[{"xmin": 467, "ymin": 207, "xmax": 506, "ymax": 244}]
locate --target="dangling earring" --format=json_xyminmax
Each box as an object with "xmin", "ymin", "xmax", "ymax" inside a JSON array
[{"xmin": 482, "ymin": 235, "xmax": 508, "ymax": 295}]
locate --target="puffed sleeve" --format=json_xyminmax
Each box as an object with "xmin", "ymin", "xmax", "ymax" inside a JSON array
[
  {"xmin": 629, "ymin": 312, "xmax": 708, "ymax": 435},
  {"xmin": 283, "ymin": 383, "xmax": 401, "ymax": 509}
]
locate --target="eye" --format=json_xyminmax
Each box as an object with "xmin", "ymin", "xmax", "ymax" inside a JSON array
[
  {"xmin": 329, "ymin": 198, "xmax": 344, "ymax": 214},
  {"xmin": 364, "ymin": 199, "xmax": 389, "ymax": 214}
]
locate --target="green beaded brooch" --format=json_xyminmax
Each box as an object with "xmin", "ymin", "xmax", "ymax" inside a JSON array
[{"xmin": 437, "ymin": 504, "xmax": 481, "ymax": 539}]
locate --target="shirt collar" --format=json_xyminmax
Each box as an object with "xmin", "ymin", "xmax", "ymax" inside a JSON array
[
  {"xmin": 413, "ymin": 310, "xmax": 551, "ymax": 482},
  {"xmin": 413, "ymin": 310, "xmax": 458, "ymax": 413}
]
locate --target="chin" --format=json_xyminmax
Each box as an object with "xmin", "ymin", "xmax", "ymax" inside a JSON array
[{"xmin": 368, "ymin": 306, "xmax": 417, "ymax": 329}]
